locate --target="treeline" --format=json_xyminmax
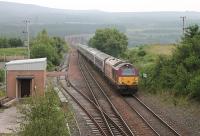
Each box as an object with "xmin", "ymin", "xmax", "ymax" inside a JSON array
[
  {"xmin": 30, "ymin": 30, "xmax": 68, "ymax": 70},
  {"xmin": 0, "ymin": 37, "xmax": 23, "ymax": 48},
  {"xmin": 141, "ymin": 25, "xmax": 200, "ymax": 101}
]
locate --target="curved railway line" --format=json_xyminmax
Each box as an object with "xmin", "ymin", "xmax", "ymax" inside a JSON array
[
  {"xmin": 81, "ymin": 52, "xmax": 182, "ymax": 136},
  {"xmin": 78, "ymin": 57, "xmax": 134, "ymax": 136},
  {"xmin": 60, "ymin": 81, "xmax": 108, "ymax": 136},
  {"xmin": 59, "ymin": 57, "xmax": 135, "ymax": 135},
  {"xmin": 58, "ymin": 48, "xmax": 182, "ymax": 136},
  {"xmin": 59, "ymin": 76, "xmax": 133, "ymax": 135}
]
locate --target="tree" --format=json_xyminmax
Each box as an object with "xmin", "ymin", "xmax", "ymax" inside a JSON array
[
  {"xmin": 30, "ymin": 30, "xmax": 68, "ymax": 70},
  {"xmin": 183, "ymin": 24, "xmax": 200, "ymax": 40},
  {"xmin": 89, "ymin": 28, "xmax": 128, "ymax": 57},
  {"xmin": 142, "ymin": 24, "xmax": 200, "ymax": 101},
  {"xmin": 52, "ymin": 37, "xmax": 66, "ymax": 55},
  {"xmin": 9, "ymin": 38, "xmax": 23, "ymax": 47},
  {"xmin": 0, "ymin": 37, "xmax": 23, "ymax": 48},
  {"xmin": 0, "ymin": 37, "xmax": 9, "ymax": 48},
  {"xmin": 30, "ymin": 43, "xmax": 60, "ymax": 70}
]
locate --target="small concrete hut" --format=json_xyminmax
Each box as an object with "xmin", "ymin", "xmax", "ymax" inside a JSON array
[{"xmin": 5, "ymin": 58, "xmax": 47, "ymax": 99}]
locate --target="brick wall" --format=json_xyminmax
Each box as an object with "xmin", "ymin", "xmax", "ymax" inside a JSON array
[{"xmin": 6, "ymin": 70, "xmax": 46, "ymax": 98}]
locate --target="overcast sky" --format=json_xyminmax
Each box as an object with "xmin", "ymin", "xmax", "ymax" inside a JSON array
[{"xmin": 1, "ymin": 0, "xmax": 200, "ymax": 12}]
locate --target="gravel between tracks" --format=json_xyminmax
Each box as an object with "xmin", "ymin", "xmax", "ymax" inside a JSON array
[
  {"xmin": 137, "ymin": 91, "xmax": 200, "ymax": 136},
  {"xmin": 85, "ymin": 60, "xmax": 157, "ymax": 136},
  {"xmin": 85, "ymin": 55, "xmax": 200, "ymax": 136},
  {"xmin": 67, "ymin": 48, "xmax": 96, "ymax": 136},
  {"xmin": 67, "ymin": 47, "xmax": 200, "ymax": 136}
]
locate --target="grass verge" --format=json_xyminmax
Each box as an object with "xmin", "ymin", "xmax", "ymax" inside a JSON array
[{"xmin": 0, "ymin": 47, "xmax": 27, "ymax": 56}]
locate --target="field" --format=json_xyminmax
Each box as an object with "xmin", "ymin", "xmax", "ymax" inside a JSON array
[
  {"xmin": 143, "ymin": 44, "xmax": 176, "ymax": 56},
  {"xmin": 0, "ymin": 47, "xmax": 27, "ymax": 56},
  {"xmin": 127, "ymin": 44, "xmax": 176, "ymax": 70},
  {"xmin": 126, "ymin": 27, "xmax": 181, "ymax": 46}
]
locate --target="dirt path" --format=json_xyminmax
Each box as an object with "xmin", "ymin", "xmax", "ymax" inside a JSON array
[{"xmin": 0, "ymin": 106, "xmax": 20, "ymax": 134}]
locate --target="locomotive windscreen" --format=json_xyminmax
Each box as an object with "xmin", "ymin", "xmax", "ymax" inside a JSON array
[{"xmin": 121, "ymin": 68, "xmax": 135, "ymax": 76}]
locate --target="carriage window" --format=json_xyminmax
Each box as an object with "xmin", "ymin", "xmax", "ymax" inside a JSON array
[{"xmin": 122, "ymin": 69, "xmax": 135, "ymax": 76}]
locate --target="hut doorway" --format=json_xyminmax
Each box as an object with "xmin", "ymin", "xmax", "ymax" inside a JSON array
[
  {"xmin": 17, "ymin": 77, "xmax": 33, "ymax": 98},
  {"xmin": 20, "ymin": 79, "xmax": 31, "ymax": 97}
]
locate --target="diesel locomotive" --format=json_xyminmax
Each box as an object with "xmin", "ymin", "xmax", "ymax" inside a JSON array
[{"xmin": 77, "ymin": 44, "xmax": 139, "ymax": 94}]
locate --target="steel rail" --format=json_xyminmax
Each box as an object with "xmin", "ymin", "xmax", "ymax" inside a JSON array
[
  {"xmin": 79, "ymin": 59, "xmax": 118, "ymax": 136},
  {"xmin": 80, "ymin": 58, "xmax": 134, "ymax": 136},
  {"xmin": 132, "ymin": 95, "xmax": 181, "ymax": 136},
  {"xmin": 67, "ymin": 79, "xmax": 133, "ymax": 136},
  {"xmin": 59, "ymin": 81, "xmax": 108, "ymax": 136}
]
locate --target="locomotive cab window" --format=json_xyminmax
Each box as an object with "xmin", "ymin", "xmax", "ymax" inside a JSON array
[{"xmin": 121, "ymin": 69, "xmax": 135, "ymax": 76}]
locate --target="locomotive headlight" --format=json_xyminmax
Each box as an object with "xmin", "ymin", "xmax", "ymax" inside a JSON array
[{"xmin": 135, "ymin": 77, "xmax": 138, "ymax": 82}]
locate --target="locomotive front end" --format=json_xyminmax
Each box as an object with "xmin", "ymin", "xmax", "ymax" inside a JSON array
[{"xmin": 117, "ymin": 63, "xmax": 139, "ymax": 94}]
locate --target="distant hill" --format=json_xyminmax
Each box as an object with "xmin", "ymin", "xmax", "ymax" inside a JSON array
[{"xmin": 0, "ymin": 1, "xmax": 200, "ymax": 46}]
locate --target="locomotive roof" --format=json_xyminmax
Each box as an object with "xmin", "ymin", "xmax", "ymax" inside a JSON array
[
  {"xmin": 114, "ymin": 62, "xmax": 133, "ymax": 70},
  {"xmin": 78, "ymin": 44, "xmax": 88, "ymax": 49},
  {"xmin": 78, "ymin": 44, "xmax": 111, "ymax": 59},
  {"xmin": 77, "ymin": 44, "xmax": 129, "ymax": 67},
  {"xmin": 106, "ymin": 57, "xmax": 123, "ymax": 66},
  {"xmin": 105, "ymin": 57, "xmax": 133, "ymax": 70},
  {"xmin": 95, "ymin": 52, "xmax": 111, "ymax": 60},
  {"xmin": 87, "ymin": 47, "xmax": 100, "ymax": 55}
]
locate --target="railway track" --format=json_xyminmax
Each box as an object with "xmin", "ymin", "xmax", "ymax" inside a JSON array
[
  {"xmin": 81, "ymin": 53, "xmax": 182, "ymax": 136},
  {"xmin": 59, "ymin": 66, "xmax": 126, "ymax": 135},
  {"xmin": 60, "ymin": 76, "xmax": 136, "ymax": 136},
  {"xmin": 61, "ymin": 48, "xmax": 181, "ymax": 135},
  {"xmin": 59, "ymin": 48, "xmax": 135, "ymax": 135},
  {"xmin": 124, "ymin": 95, "xmax": 181, "ymax": 136},
  {"xmin": 60, "ymin": 81, "xmax": 108, "ymax": 136},
  {"xmin": 78, "ymin": 57, "xmax": 134, "ymax": 136}
]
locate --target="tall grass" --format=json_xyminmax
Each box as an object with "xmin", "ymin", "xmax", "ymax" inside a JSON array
[{"xmin": 18, "ymin": 89, "xmax": 70, "ymax": 136}]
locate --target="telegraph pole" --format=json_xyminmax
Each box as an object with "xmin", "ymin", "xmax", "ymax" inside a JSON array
[
  {"xmin": 24, "ymin": 20, "xmax": 30, "ymax": 59},
  {"xmin": 180, "ymin": 16, "xmax": 186, "ymax": 34}
]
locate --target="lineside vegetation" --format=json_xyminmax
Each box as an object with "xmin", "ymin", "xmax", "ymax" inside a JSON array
[
  {"xmin": 18, "ymin": 89, "xmax": 70, "ymax": 136},
  {"xmin": 89, "ymin": 28, "xmax": 128, "ymax": 57},
  {"xmin": 30, "ymin": 29, "xmax": 68, "ymax": 70},
  {"xmin": 0, "ymin": 69, "xmax": 4, "ymax": 83},
  {"xmin": 139, "ymin": 25, "xmax": 200, "ymax": 102},
  {"xmin": 90, "ymin": 26, "xmax": 200, "ymax": 102}
]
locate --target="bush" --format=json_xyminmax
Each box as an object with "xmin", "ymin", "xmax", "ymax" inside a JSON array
[
  {"xmin": 19, "ymin": 90, "xmax": 70, "ymax": 136},
  {"xmin": 30, "ymin": 30, "xmax": 68, "ymax": 70},
  {"xmin": 31, "ymin": 43, "xmax": 60, "ymax": 70},
  {"xmin": 187, "ymin": 75, "xmax": 200, "ymax": 101},
  {"xmin": 141, "ymin": 25, "xmax": 200, "ymax": 102},
  {"xmin": 0, "ymin": 69, "xmax": 4, "ymax": 83},
  {"xmin": 137, "ymin": 50, "xmax": 146, "ymax": 57}
]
